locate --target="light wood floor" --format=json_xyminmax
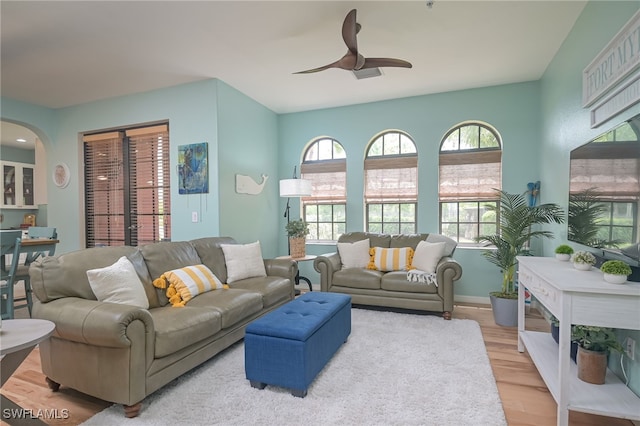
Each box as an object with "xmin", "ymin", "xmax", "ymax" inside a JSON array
[{"xmin": 1, "ymin": 303, "xmax": 634, "ymax": 426}]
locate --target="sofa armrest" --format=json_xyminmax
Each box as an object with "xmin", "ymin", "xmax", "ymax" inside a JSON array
[
  {"xmin": 435, "ymin": 256, "xmax": 463, "ymax": 312},
  {"xmin": 33, "ymin": 297, "xmax": 155, "ymax": 349},
  {"xmin": 314, "ymin": 252, "xmax": 341, "ymax": 292},
  {"xmin": 264, "ymin": 258, "xmax": 298, "ymax": 284}
]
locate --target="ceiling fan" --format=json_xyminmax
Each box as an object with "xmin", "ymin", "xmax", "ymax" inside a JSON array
[{"xmin": 294, "ymin": 9, "xmax": 412, "ymax": 74}]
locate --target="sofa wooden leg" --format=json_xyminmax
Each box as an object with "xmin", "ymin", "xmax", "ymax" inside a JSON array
[
  {"xmin": 45, "ymin": 377, "xmax": 60, "ymax": 392},
  {"xmin": 124, "ymin": 402, "xmax": 142, "ymax": 418},
  {"xmin": 443, "ymin": 311, "xmax": 452, "ymax": 320}
]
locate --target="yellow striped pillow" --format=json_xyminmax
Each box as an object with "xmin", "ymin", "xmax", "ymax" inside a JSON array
[
  {"xmin": 152, "ymin": 264, "xmax": 228, "ymax": 307},
  {"xmin": 367, "ymin": 247, "xmax": 414, "ymax": 272}
]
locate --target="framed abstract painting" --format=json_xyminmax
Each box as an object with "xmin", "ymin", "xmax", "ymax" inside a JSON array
[{"xmin": 178, "ymin": 142, "xmax": 209, "ymax": 194}]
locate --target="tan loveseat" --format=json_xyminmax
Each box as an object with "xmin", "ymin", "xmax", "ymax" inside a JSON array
[
  {"xmin": 314, "ymin": 232, "xmax": 462, "ymax": 319},
  {"xmin": 30, "ymin": 237, "xmax": 296, "ymax": 417}
]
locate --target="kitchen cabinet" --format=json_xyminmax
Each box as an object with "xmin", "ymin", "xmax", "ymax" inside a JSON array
[{"xmin": 1, "ymin": 161, "xmax": 35, "ymax": 209}]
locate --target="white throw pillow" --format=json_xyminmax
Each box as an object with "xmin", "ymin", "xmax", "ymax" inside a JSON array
[
  {"xmin": 337, "ymin": 239, "xmax": 371, "ymax": 269},
  {"xmin": 220, "ymin": 241, "xmax": 267, "ymax": 283},
  {"xmin": 411, "ymin": 241, "xmax": 446, "ymax": 273},
  {"xmin": 87, "ymin": 256, "xmax": 149, "ymax": 309}
]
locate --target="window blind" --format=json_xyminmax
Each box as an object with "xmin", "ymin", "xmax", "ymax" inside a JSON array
[
  {"xmin": 301, "ymin": 159, "xmax": 346, "ymax": 203},
  {"xmin": 126, "ymin": 125, "xmax": 171, "ymax": 245},
  {"xmin": 83, "ymin": 124, "xmax": 170, "ymax": 247},
  {"xmin": 439, "ymin": 150, "xmax": 502, "ymax": 200},
  {"xmin": 364, "ymin": 156, "xmax": 417, "ymax": 203},
  {"xmin": 84, "ymin": 131, "xmax": 126, "ymax": 246}
]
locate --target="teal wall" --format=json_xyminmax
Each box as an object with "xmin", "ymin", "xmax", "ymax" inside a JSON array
[
  {"xmin": 216, "ymin": 81, "xmax": 280, "ymax": 257},
  {"xmin": 278, "ymin": 80, "xmax": 542, "ymax": 299},
  {"xmin": 2, "ymin": 80, "xmax": 222, "ymax": 254},
  {"xmin": 539, "ymin": 0, "xmax": 640, "ymax": 396}
]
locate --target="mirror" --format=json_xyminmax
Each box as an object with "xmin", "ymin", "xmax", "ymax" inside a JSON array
[{"xmin": 568, "ymin": 113, "xmax": 640, "ymax": 263}]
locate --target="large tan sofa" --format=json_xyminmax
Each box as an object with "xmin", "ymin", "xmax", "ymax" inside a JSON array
[
  {"xmin": 30, "ymin": 237, "xmax": 296, "ymax": 417},
  {"xmin": 313, "ymin": 232, "xmax": 462, "ymax": 319}
]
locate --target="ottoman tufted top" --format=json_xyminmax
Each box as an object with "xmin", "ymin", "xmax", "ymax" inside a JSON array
[{"xmin": 246, "ymin": 292, "xmax": 351, "ymax": 341}]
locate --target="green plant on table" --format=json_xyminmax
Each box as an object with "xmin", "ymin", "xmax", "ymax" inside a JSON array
[
  {"xmin": 571, "ymin": 325, "xmax": 623, "ymax": 353},
  {"xmin": 554, "ymin": 244, "xmax": 574, "ymax": 255},
  {"xmin": 285, "ymin": 219, "xmax": 310, "ymax": 238},
  {"xmin": 600, "ymin": 260, "xmax": 632, "ymax": 276}
]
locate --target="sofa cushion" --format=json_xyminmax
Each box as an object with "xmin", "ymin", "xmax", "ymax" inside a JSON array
[
  {"xmin": 390, "ymin": 233, "xmax": 428, "ymax": 249},
  {"xmin": 141, "ymin": 241, "xmax": 203, "ymax": 306},
  {"xmin": 381, "ymin": 271, "xmax": 438, "ymax": 294},
  {"xmin": 220, "ymin": 241, "xmax": 267, "ymax": 283},
  {"xmin": 368, "ymin": 247, "xmax": 414, "ymax": 271},
  {"xmin": 31, "ymin": 246, "xmax": 138, "ymax": 303},
  {"xmin": 86, "ymin": 256, "xmax": 150, "ymax": 309},
  {"xmin": 154, "ymin": 264, "xmax": 228, "ymax": 307},
  {"xmin": 333, "ymin": 268, "xmax": 383, "ymax": 290},
  {"xmin": 190, "ymin": 237, "xmax": 237, "ymax": 283},
  {"xmin": 127, "ymin": 249, "xmax": 161, "ymax": 308},
  {"xmin": 338, "ymin": 232, "xmax": 390, "ymax": 248},
  {"xmin": 228, "ymin": 276, "xmax": 292, "ymax": 308},
  {"xmin": 411, "ymin": 241, "xmax": 446, "ymax": 273},
  {"xmin": 150, "ymin": 306, "xmax": 223, "ymax": 358},
  {"xmin": 337, "ymin": 239, "xmax": 370, "ymax": 269},
  {"xmin": 186, "ymin": 289, "xmax": 264, "ymax": 329}
]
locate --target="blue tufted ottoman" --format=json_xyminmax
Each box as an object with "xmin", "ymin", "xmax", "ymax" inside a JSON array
[{"xmin": 244, "ymin": 292, "xmax": 351, "ymax": 397}]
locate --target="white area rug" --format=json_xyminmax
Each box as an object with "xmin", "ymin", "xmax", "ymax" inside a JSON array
[{"xmin": 82, "ymin": 308, "xmax": 506, "ymax": 426}]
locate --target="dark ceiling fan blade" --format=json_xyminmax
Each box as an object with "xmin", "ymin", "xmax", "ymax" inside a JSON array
[
  {"xmin": 361, "ymin": 57, "xmax": 413, "ymax": 69},
  {"xmin": 294, "ymin": 50, "xmax": 359, "ymax": 74},
  {"xmin": 342, "ymin": 9, "xmax": 358, "ymax": 54}
]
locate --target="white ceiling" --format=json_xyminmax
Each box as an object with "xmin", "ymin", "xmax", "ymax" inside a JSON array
[{"xmin": 1, "ymin": 1, "xmax": 587, "ymax": 147}]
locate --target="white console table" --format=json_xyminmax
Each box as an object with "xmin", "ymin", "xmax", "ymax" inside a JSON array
[{"xmin": 516, "ymin": 256, "xmax": 640, "ymax": 426}]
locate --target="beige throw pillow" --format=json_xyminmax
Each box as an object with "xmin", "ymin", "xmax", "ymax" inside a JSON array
[
  {"xmin": 411, "ymin": 241, "xmax": 446, "ymax": 273},
  {"xmin": 220, "ymin": 241, "xmax": 267, "ymax": 283},
  {"xmin": 337, "ymin": 239, "xmax": 371, "ymax": 269},
  {"xmin": 87, "ymin": 256, "xmax": 149, "ymax": 309}
]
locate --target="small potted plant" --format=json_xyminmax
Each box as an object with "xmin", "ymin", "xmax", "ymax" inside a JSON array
[
  {"xmin": 285, "ymin": 219, "xmax": 310, "ymax": 258},
  {"xmin": 600, "ymin": 260, "xmax": 632, "ymax": 284},
  {"xmin": 554, "ymin": 244, "xmax": 574, "ymax": 261},
  {"xmin": 571, "ymin": 325, "xmax": 623, "ymax": 384},
  {"xmin": 571, "ymin": 250, "xmax": 596, "ymax": 271}
]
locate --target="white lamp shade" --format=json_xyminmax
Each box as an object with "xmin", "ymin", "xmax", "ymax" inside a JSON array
[{"xmin": 279, "ymin": 178, "xmax": 312, "ymax": 197}]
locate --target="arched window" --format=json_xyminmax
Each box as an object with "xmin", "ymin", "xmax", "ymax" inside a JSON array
[
  {"xmin": 439, "ymin": 121, "xmax": 502, "ymax": 243},
  {"xmin": 364, "ymin": 130, "xmax": 418, "ymax": 234},
  {"xmin": 301, "ymin": 137, "xmax": 347, "ymax": 241}
]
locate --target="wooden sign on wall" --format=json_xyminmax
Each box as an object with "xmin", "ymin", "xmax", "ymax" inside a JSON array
[{"xmin": 583, "ymin": 9, "xmax": 640, "ymax": 108}]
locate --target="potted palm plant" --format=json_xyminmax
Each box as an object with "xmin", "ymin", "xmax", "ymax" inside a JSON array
[
  {"xmin": 477, "ymin": 190, "xmax": 564, "ymax": 326},
  {"xmin": 600, "ymin": 260, "xmax": 632, "ymax": 284},
  {"xmin": 286, "ymin": 219, "xmax": 310, "ymax": 259},
  {"xmin": 571, "ymin": 325, "xmax": 623, "ymax": 384}
]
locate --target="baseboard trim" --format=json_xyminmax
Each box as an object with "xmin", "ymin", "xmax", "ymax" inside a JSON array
[{"xmin": 454, "ymin": 295, "xmax": 490, "ymax": 305}]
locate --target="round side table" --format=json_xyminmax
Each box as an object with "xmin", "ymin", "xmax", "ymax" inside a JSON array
[{"xmin": 276, "ymin": 255, "xmax": 317, "ymax": 293}]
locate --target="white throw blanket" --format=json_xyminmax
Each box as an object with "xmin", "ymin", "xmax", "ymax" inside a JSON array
[{"xmin": 406, "ymin": 269, "xmax": 437, "ymax": 286}]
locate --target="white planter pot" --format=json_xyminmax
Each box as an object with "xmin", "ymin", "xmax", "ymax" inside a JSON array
[
  {"xmin": 556, "ymin": 254, "xmax": 570, "ymax": 261},
  {"xmin": 603, "ymin": 273, "xmax": 628, "ymax": 284},
  {"xmin": 573, "ymin": 262, "xmax": 592, "ymax": 271}
]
